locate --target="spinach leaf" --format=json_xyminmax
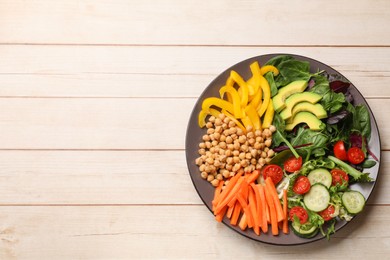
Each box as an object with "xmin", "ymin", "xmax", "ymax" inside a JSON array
[
  {"xmin": 274, "ymin": 59, "xmax": 311, "ymax": 87},
  {"xmin": 310, "ymin": 75, "xmax": 345, "ymax": 114},
  {"xmin": 264, "ymin": 72, "xmax": 278, "ymax": 97},
  {"xmin": 290, "ymin": 127, "xmax": 329, "ymax": 160},
  {"xmin": 272, "ymin": 113, "xmax": 300, "ymax": 158},
  {"xmin": 264, "ymin": 55, "xmax": 294, "ymax": 67}
]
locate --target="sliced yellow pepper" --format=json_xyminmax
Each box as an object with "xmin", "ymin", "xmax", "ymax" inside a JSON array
[
  {"xmin": 257, "ymin": 74, "xmax": 271, "ymax": 118},
  {"xmin": 260, "ymin": 65, "xmax": 279, "ymax": 76},
  {"xmin": 262, "ymin": 99, "xmax": 274, "ymax": 128},
  {"xmin": 198, "ymin": 109, "xmax": 208, "ymax": 128},
  {"xmin": 241, "ymin": 115, "xmax": 253, "ymax": 130},
  {"xmin": 246, "ymin": 77, "xmax": 256, "ymax": 97},
  {"xmin": 202, "ymin": 97, "xmax": 235, "ymax": 115},
  {"xmin": 209, "ymin": 108, "xmax": 221, "ymax": 118},
  {"xmin": 225, "ymin": 76, "xmax": 234, "ymax": 103},
  {"xmin": 245, "ymin": 104, "xmax": 261, "ymax": 130},
  {"xmin": 222, "ymin": 109, "xmax": 246, "ymax": 132},
  {"xmin": 230, "ymin": 70, "xmax": 249, "ymax": 108},
  {"xmin": 219, "ymin": 85, "xmax": 243, "ymax": 118},
  {"xmin": 249, "ymin": 88, "xmax": 262, "ymax": 111}
]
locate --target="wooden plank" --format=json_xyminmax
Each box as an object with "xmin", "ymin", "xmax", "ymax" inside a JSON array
[
  {"xmin": 0, "ymin": 205, "xmax": 388, "ymax": 259},
  {"xmin": 0, "ymin": 150, "xmax": 386, "ymax": 205},
  {"xmin": 0, "ymin": 71, "xmax": 389, "ymax": 98},
  {"xmin": 0, "ymin": 46, "xmax": 389, "ymax": 76},
  {"xmin": 0, "ymin": 98, "xmax": 388, "ymax": 150},
  {"xmin": 1, "ymin": 0, "xmax": 389, "ymax": 45}
]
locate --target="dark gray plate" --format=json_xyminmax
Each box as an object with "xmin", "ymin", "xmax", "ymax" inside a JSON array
[{"xmin": 185, "ymin": 54, "xmax": 381, "ymax": 245}]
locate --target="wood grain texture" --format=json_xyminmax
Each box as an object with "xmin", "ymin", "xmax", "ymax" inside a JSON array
[{"xmin": 1, "ymin": 0, "xmax": 389, "ymax": 45}]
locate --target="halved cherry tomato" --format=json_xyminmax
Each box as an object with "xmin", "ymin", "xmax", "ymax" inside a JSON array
[
  {"xmin": 284, "ymin": 156, "xmax": 303, "ymax": 173},
  {"xmin": 293, "ymin": 176, "xmax": 311, "ymax": 195},
  {"xmin": 347, "ymin": 147, "xmax": 365, "ymax": 164},
  {"xmin": 289, "ymin": 206, "xmax": 309, "ymax": 224},
  {"xmin": 331, "ymin": 169, "xmax": 349, "ymax": 186},
  {"xmin": 262, "ymin": 164, "xmax": 283, "ymax": 184},
  {"xmin": 333, "ymin": 140, "xmax": 348, "ymax": 161},
  {"xmin": 319, "ymin": 205, "xmax": 335, "ymax": 221}
]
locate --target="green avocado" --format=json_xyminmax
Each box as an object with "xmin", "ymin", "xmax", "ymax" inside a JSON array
[
  {"xmin": 279, "ymin": 92, "xmax": 322, "ymax": 120},
  {"xmin": 285, "ymin": 111, "xmax": 324, "ymax": 131},
  {"xmin": 272, "ymin": 80, "xmax": 308, "ymax": 112},
  {"xmin": 289, "ymin": 102, "xmax": 327, "ymax": 121}
]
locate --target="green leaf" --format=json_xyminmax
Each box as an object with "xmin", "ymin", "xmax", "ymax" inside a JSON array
[{"xmin": 264, "ymin": 72, "xmax": 278, "ymax": 97}]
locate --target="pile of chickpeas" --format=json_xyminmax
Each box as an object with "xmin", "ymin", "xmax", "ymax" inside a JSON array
[{"xmin": 195, "ymin": 113, "xmax": 276, "ymax": 187}]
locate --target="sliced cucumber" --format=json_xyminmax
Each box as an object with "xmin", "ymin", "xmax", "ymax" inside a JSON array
[
  {"xmin": 291, "ymin": 222, "xmax": 319, "ymax": 238},
  {"xmin": 307, "ymin": 168, "xmax": 332, "ymax": 188},
  {"xmin": 342, "ymin": 190, "xmax": 366, "ymax": 214},
  {"xmin": 303, "ymin": 184, "xmax": 330, "ymax": 212}
]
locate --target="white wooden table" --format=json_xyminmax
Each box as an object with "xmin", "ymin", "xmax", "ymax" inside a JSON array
[{"xmin": 0, "ymin": 0, "xmax": 389, "ymax": 258}]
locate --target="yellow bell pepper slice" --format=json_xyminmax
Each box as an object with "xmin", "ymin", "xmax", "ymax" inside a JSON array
[
  {"xmin": 245, "ymin": 104, "xmax": 261, "ymax": 130},
  {"xmin": 202, "ymin": 97, "xmax": 235, "ymax": 116},
  {"xmin": 246, "ymin": 77, "xmax": 256, "ymax": 97},
  {"xmin": 241, "ymin": 115, "xmax": 253, "ymax": 131},
  {"xmin": 249, "ymin": 88, "xmax": 262, "ymax": 111},
  {"xmin": 257, "ymin": 74, "xmax": 271, "ymax": 118},
  {"xmin": 225, "ymin": 76, "xmax": 234, "ymax": 103},
  {"xmin": 260, "ymin": 65, "xmax": 279, "ymax": 76},
  {"xmin": 262, "ymin": 99, "xmax": 274, "ymax": 129},
  {"xmin": 219, "ymin": 85, "xmax": 243, "ymax": 118},
  {"xmin": 222, "ymin": 109, "xmax": 246, "ymax": 132},
  {"xmin": 209, "ymin": 108, "xmax": 221, "ymax": 118},
  {"xmin": 198, "ymin": 109, "xmax": 208, "ymax": 128},
  {"xmin": 230, "ymin": 70, "xmax": 249, "ymax": 108}
]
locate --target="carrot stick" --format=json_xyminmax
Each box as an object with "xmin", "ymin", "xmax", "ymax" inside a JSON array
[
  {"xmin": 264, "ymin": 183, "xmax": 279, "ymax": 236},
  {"xmin": 283, "ymin": 189, "xmax": 289, "ymax": 234},
  {"xmin": 257, "ymin": 185, "xmax": 268, "ymax": 233},
  {"xmin": 245, "ymin": 169, "xmax": 260, "ymax": 184},
  {"xmin": 215, "ymin": 205, "xmax": 228, "ymax": 222},
  {"xmin": 237, "ymin": 193, "xmax": 254, "ymax": 228},
  {"xmin": 212, "ymin": 181, "xmax": 224, "ymax": 211},
  {"xmin": 265, "ymin": 177, "xmax": 285, "ymax": 222},
  {"xmin": 227, "ymin": 180, "xmax": 248, "ymax": 208},
  {"xmin": 230, "ymin": 201, "xmax": 242, "ymax": 226},
  {"xmin": 251, "ymin": 183, "xmax": 262, "ymax": 229},
  {"xmin": 214, "ymin": 177, "xmax": 244, "ymax": 214},
  {"xmin": 213, "ymin": 170, "xmax": 244, "ymax": 208},
  {"xmin": 226, "ymin": 203, "xmax": 234, "ymax": 219},
  {"xmin": 248, "ymin": 187, "xmax": 260, "ymax": 235},
  {"xmin": 238, "ymin": 212, "xmax": 248, "ymax": 230}
]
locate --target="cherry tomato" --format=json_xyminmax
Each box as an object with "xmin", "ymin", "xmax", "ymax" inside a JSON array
[
  {"xmin": 284, "ymin": 156, "xmax": 303, "ymax": 173},
  {"xmin": 347, "ymin": 147, "xmax": 365, "ymax": 164},
  {"xmin": 262, "ymin": 164, "xmax": 283, "ymax": 184},
  {"xmin": 331, "ymin": 169, "xmax": 349, "ymax": 186},
  {"xmin": 333, "ymin": 140, "xmax": 348, "ymax": 161},
  {"xmin": 289, "ymin": 206, "xmax": 309, "ymax": 224},
  {"xmin": 319, "ymin": 205, "xmax": 336, "ymax": 221},
  {"xmin": 293, "ymin": 176, "xmax": 311, "ymax": 195}
]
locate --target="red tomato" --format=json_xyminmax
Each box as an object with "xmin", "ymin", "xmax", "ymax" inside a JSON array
[
  {"xmin": 262, "ymin": 165, "xmax": 283, "ymax": 184},
  {"xmin": 331, "ymin": 169, "xmax": 349, "ymax": 186},
  {"xmin": 319, "ymin": 205, "xmax": 336, "ymax": 221},
  {"xmin": 293, "ymin": 176, "xmax": 311, "ymax": 195},
  {"xmin": 284, "ymin": 156, "xmax": 303, "ymax": 173},
  {"xmin": 333, "ymin": 140, "xmax": 348, "ymax": 161},
  {"xmin": 347, "ymin": 147, "xmax": 365, "ymax": 164},
  {"xmin": 289, "ymin": 206, "xmax": 309, "ymax": 224}
]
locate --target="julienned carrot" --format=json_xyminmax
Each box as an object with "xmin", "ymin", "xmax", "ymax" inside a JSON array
[
  {"xmin": 238, "ymin": 212, "xmax": 248, "ymax": 230},
  {"xmin": 215, "ymin": 204, "xmax": 228, "ymax": 222},
  {"xmin": 283, "ymin": 189, "xmax": 289, "ymax": 234},
  {"xmin": 227, "ymin": 180, "xmax": 248, "ymax": 208},
  {"xmin": 226, "ymin": 203, "xmax": 234, "ymax": 219},
  {"xmin": 230, "ymin": 201, "xmax": 242, "ymax": 226},
  {"xmin": 264, "ymin": 183, "xmax": 279, "ymax": 236},
  {"xmin": 212, "ymin": 181, "xmax": 224, "ymax": 211},
  {"xmin": 257, "ymin": 185, "xmax": 268, "ymax": 233},
  {"xmin": 237, "ymin": 193, "xmax": 254, "ymax": 228},
  {"xmin": 245, "ymin": 170, "xmax": 260, "ymax": 184},
  {"xmin": 213, "ymin": 170, "xmax": 243, "ymax": 207},
  {"xmin": 214, "ymin": 176, "xmax": 244, "ymax": 214},
  {"xmin": 250, "ymin": 183, "xmax": 262, "ymax": 230},
  {"xmin": 265, "ymin": 177, "xmax": 285, "ymax": 222},
  {"xmin": 248, "ymin": 187, "xmax": 260, "ymax": 235}
]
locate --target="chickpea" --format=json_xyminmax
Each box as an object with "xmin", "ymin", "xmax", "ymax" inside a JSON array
[
  {"xmin": 229, "ymin": 127, "xmax": 237, "ymax": 135},
  {"xmin": 225, "ymin": 149, "xmax": 232, "ymax": 157},
  {"xmin": 214, "ymin": 160, "xmax": 221, "ymax": 167},
  {"xmin": 232, "ymin": 150, "xmax": 239, "ymax": 156},
  {"xmin": 254, "ymin": 142, "xmax": 261, "ymax": 150},
  {"xmin": 241, "ymin": 144, "xmax": 248, "ymax": 152},
  {"xmin": 211, "ymin": 179, "xmax": 220, "ymax": 187},
  {"xmin": 219, "ymin": 149, "xmax": 225, "ymax": 155},
  {"xmin": 199, "ymin": 164, "xmax": 206, "ymax": 172},
  {"xmin": 222, "ymin": 123, "xmax": 228, "ymax": 129},
  {"xmin": 255, "ymin": 129, "xmax": 262, "ymax": 137},
  {"xmin": 199, "ymin": 142, "xmax": 206, "ymax": 149},
  {"xmin": 209, "ymin": 147, "xmax": 215, "ymax": 154},
  {"xmin": 219, "ymin": 141, "xmax": 226, "ymax": 149},
  {"xmin": 223, "ymin": 129, "xmax": 230, "ymax": 136},
  {"xmin": 214, "ymin": 118, "xmax": 222, "ymax": 126},
  {"xmin": 248, "ymin": 138, "xmax": 255, "ymax": 145},
  {"xmin": 267, "ymin": 149, "xmax": 275, "ymax": 158},
  {"xmin": 195, "ymin": 157, "xmax": 203, "ymax": 165},
  {"xmin": 264, "ymin": 147, "xmax": 269, "ymax": 153},
  {"xmin": 205, "ymin": 165, "xmax": 211, "ymax": 173},
  {"xmin": 246, "ymin": 125, "xmax": 253, "ymax": 132},
  {"xmin": 227, "ymin": 144, "xmax": 234, "ymax": 151},
  {"xmin": 220, "ymin": 135, "xmax": 226, "ymax": 142},
  {"xmin": 218, "ymin": 113, "xmax": 226, "ymax": 120},
  {"xmin": 245, "ymin": 152, "xmax": 252, "ymax": 160},
  {"xmin": 223, "ymin": 117, "xmax": 230, "ymax": 124},
  {"xmin": 202, "ymin": 134, "xmax": 210, "ymax": 141},
  {"xmin": 201, "ymin": 172, "xmax": 208, "ymax": 179},
  {"xmin": 236, "ymin": 128, "xmax": 244, "ymax": 136},
  {"xmin": 233, "ymin": 163, "xmax": 241, "ymax": 172},
  {"xmin": 239, "ymin": 152, "xmax": 246, "ymax": 160},
  {"xmin": 222, "ymin": 170, "xmax": 230, "ymax": 178},
  {"xmin": 265, "ymin": 157, "xmax": 272, "ymax": 164},
  {"xmin": 250, "ymin": 149, "xmax": 257, "ymax": 158},
  {"xmin": 265, "ymin": 138, "xmax": 272, "ymax": 147},
  {"xmin": 233, "ymin": 156, "xmax": 240, "ymax": 164},
  {"xmin": 212, "ymin": 140, "xmax": 218, "ymax": 147},
  {"xmin": 259, "ymin": 158, "xmax": 266, "ymax": 165},
  {"xmin": 226, "ymin": 136, "xmax": 233, "ymax": 144},
  {"xmin": 205, "ymin": 141, "xmax": 211, "ymax": 149},
  {"xmin": 228, "ymin": 121, "xmax": 236, "ymax": 128},
  {"xmin": 207, "ymin": 174, "xmax": 215, "ymax": 182},
  {"xmin": 206, "ymin": 157, "xmax": 214, "ymax": 165},
  {"xmin": 207, "ymin": 128, "xmax": 214, "ymax": 135},
  {"xmin": 219, "ymin": 155, "xmax": 227, "ymax": 162},
  {"xmin": 251, "ymin": 158, "xmax": 257, "ymax": 165},
  {"xmin": 238, "ymin": 135, "xmax": 246, "ymax": 144},
  {"xmin": 226, "ymin": 164, "xmax": 233, "ymax": 171},
  {"xmin": 206, "ymin": 122, "xmax": 213, "ymax": 128},
  {"xmin": 233, "ymin": 142, "xmax": 240, "ymax": 150},
  {"xmin": 213, "ymin": 132, "xmax": 220, "ymax": 141},
  {"xmin": 269, "ymin": 125, "xmax": 276, "ymax": 133},
  {"xmin": 216, "ymin": 173, "xmax": 223, "ymax": 181},
  {"xmin": 198, "ymin": 148, "xmax": 206, "ymax": 155},
  {"xmin": 261, "ymin": 151, "xmax": 267, "ymax": 158},
  {"xmin": 240, "ymin": 160, "xmax": 248, "ymax": 167},
  {"xmin": 209, "ymin": 116, "xmax": 216, "ymax": 123},
  {"xmin": 231, "ymin": 133, "xmax": 238, "ymax": 140},
  {"xmin": 246, "ymin": 131, "xmax": 254, "ymax": 139}
]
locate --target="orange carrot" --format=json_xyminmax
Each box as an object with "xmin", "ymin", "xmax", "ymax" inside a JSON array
[
  {"xmin": 215, "ymin": 204, "xmax": 228, "ymax": 222},
  {"xmin": 264, "ymin": 182, "xmax": 279, "ymax": 236},
  {"xmin": 237, "ymin": 193, "xmax": 254, "ymax": 228},
  {"xmin": 245, "ymin": 169, "xmax": 260, "ymax": 184},
  {"xmin": 230, "ymin": 201, "xmax": 242, "ymax": 226},
  {"xmin": 251, "ymin": 183, "xmax": 262, "ymax": 229},
  {"xmin": 248, "ymin": 187, "xmax": 260, "ymax": 235},
  {"xmin": 213, "ymin": 170, "xmax": 244, "ymax": 209},
  {"xmin": 226, "ymin": 203, "xmax": 234, "ymax": 219},
  {"xmin": 214, "ymin": 177, "xmax": 244, "ymax": 214},
  {"xmin": 257, "ymin": 185, "xmax": 268, "ymax": 233},
  {"xmin": 212, "ymin": 181, "xmax": 224, "ymax": 211},
  {"xmin": 238, "ymin": 213, "xmax": 248, "ymax": 230},
  {"xmin": 265, "ymin": 177, "xmax": 284, "ymax": 222},
  {"xmin": 283, "ymin": 189, "xmax": 289, "ymax": 234}
]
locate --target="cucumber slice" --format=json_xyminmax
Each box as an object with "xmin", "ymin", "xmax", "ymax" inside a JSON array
[
  {"xmin": 342, "ymin": 190, "xmax": 365, "ymax": 214},
  {"xmin": 303, "ymin": 184, "xmax": 330, "ymax": 212},
  {"xmin": 291, "ymin": 222, "xmax": 319, "ymax": 238},
  {"xmin": 307, "ymin": 168, "xmax": 332, "ymax": 188}
]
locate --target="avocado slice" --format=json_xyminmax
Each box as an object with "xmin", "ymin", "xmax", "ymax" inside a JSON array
[
  {"xmin": 285, "ymin": 111, "xmax": 324, "ymax": 131},
  {"xmin": 279, "ymin": 92, "xmax": 322, "ymax": 120},
  {"xmin": 272, "ymin": 80, "xmax": 308, "ymax": 112},
  {"xmin": 290, "ymin": 102, "xmax": 327, "ymax": 120}
]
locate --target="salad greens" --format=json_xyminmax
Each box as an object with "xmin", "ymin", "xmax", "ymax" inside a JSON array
[{"xmin": 267, "ymin": 55, "xmax": 377, "ymax": 240}]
